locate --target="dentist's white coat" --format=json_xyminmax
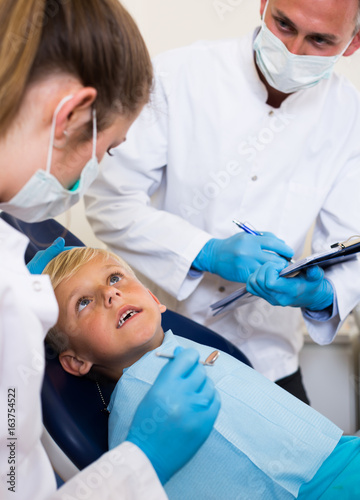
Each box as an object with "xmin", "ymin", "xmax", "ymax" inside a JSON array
[
  {"xmin": 85, "ymin": 31, "xmax": 360, "ymax": 381},
  {"xmin": 0, "ymin": 220, "xmax": 167, "ymax": 500}
]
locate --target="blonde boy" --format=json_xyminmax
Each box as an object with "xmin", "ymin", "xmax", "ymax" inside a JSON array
[{"xmin": 44, "ymin": 248, "xmax": 360, "ymax": 499}]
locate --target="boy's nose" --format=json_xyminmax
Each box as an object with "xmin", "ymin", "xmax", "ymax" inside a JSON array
[{"xmin": 102, "ymin": 286, "xmax": 121, "ymax": 306}]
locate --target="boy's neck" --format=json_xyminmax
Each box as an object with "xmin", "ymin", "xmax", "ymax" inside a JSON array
[{"xmin": 95, "ymin": 329, "xmax": 165, "ymax": 382}]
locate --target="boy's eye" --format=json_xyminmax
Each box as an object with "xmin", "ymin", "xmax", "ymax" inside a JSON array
[
  {"xmin": 77, "ymin": 298, "xmax": 92, "ymax": 312},
  {"xmin": 109, "ymin": 274, "xmax": 122, "ymax": 285}
]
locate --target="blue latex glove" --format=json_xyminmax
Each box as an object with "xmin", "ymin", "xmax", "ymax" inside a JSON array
[
  {"xmin": 192, "ymin": 233, "xmax": 294, "ymax": 283},
  {"xmin": 126, "ymin": 347, "xmax": 221, "ymax": 485},
  {"xmin": 246, "ymin": 262, "xmax": 334, "ymax": 311},
  {"xmin": 27, "ymin": 237, "xmax": 77, "ymax": 274}
]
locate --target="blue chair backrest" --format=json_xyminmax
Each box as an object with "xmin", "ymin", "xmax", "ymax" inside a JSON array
[{"xmin": 1, "ymin": 213, "xmax": 252, "ymax": 470}]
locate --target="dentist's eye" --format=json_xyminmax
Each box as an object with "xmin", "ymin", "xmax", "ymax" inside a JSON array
[
  {"xmin": 311, "ymin": 35, "xmax": 331, "ymax": 47},
  {"xmin": 275, "ymin": 17, "xmax": 293, "ymax": 33},
  {"xmin": 109, "ymin": 273, "xmax": 123, "ymax": 285},
  {"xmin": 76, "ymin": 297, "xmax": 92, "ymax": 312}
]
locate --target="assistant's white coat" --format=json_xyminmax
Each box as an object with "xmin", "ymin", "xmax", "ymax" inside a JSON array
[{"xmin": 0, "ymin": 219, "xmax": 167, "ymax": 500}]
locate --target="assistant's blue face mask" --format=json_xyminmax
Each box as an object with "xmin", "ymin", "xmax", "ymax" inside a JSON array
[{"xmin": 0, "ymin": 95, "xmax": 99, "ymax": 222}]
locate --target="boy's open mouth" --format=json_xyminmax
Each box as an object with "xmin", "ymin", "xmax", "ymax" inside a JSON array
[{"xmin": 117, "ymin": 308, "xmax": 140, "ymax": 328}]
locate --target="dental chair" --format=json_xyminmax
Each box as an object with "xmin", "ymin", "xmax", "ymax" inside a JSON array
[{"xmin": 0, "ymin": 212, "xmax": 252, "ymax": 481}]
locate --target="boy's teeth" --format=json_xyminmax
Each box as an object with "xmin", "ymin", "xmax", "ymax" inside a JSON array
[{"xmin": 118, "ymin": 310, "xmax": 138, "ymax": 328}]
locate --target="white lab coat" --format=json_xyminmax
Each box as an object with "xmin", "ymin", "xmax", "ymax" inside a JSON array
[
  {"xmin": 85, "ymin": 30, "xmax": 360, "ymax": 381},
  {"xmin": 0, "ymin": 219, "xmax": 167, "ymax": 500}
]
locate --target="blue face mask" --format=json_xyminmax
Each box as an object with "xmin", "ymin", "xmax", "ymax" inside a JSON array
[
  {"xmin": 0, "ymin": 95, "xmax": 99, "ymax": 222},
  {"xmin": 253, "ymin": 1, "xmax": 354, "ymax": 94}
]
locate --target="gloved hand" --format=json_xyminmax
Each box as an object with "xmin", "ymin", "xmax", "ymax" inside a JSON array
[
  {"xmin": 192, "ymin": 233, "xmax": 294, "ymax": 283},
  {"xmin": 27, "ymin": 237, "xmax": 77, "ymax": 274},
  {"xmin": 126, "ymin": 347, "xmax": 221, "ymax": 485},
  {"xmin": 246, "ymin": 262, "xmax": 334, "ymax": 311}
]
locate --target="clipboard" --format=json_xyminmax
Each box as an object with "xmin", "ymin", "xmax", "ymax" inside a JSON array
[{"xmin": 210, "ymin": 236, "xmax": 360, "ymax": 316}]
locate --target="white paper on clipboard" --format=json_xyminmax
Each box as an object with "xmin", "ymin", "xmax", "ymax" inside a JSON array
[{"xmin": 210, "ymin": 236, "xmax": 360, "ymax": 316}]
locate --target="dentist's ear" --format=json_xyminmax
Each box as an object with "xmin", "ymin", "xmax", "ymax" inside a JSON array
[
  {"xmin": 260, "ymin": 0, "xmax": 268, "ymax": 19},
  {"xmin": 147, "ymin": 289, "xmax": 167, "ymax": 313},
  {"xmin": 59, "ymin": 350, "xmax": 93, "ymax": 377},
  {"xmin": 343, "ymin": 30, "xmax": 360, "ymax": 57}
]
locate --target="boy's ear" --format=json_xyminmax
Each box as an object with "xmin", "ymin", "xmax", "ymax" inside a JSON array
[
  {"xmin": 59, "ymin": 350, "xmax": 93, "ymax": 377},
  {"xmin": 147, "ymin": 289, "xmax": 167, "ymax": 313}
]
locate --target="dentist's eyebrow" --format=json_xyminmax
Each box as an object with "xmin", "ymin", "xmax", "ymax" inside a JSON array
[
  {"xmin": 274, "ymin": 9, "xmax": 339, "ymax": 43},
  {"xmin": 273, "ymin": 9, "xmax": 297, "ymax": 29}
]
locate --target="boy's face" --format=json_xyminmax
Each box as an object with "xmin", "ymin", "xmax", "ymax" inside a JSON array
[{"xmin": 55, "ymin": 255, "xmax": 166, "ymax": 378}]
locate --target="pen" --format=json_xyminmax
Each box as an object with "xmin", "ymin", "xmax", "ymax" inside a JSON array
[
  {"xmin": 232, "ymin": 219, "xmax": 261, "ymax": 236},
  {"xmin": 232, "ymin": 219, "xmax": 294, "ymax": 263}
]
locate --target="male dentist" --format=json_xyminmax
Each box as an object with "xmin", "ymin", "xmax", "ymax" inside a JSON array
[{"xmin": 85, "ymin": 0, "xmax": 360, "ymax": 402}]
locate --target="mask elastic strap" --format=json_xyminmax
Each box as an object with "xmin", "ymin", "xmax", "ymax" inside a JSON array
[
  {"xmin": 92, "ymin": 108, "xmax": 97, "ymax": 159},
  {"xmin": 46, "ymin": 95, "xmax": 74, "ymax": 174},
  {"xmin": 261, "ymin": 0, "xmax": 269, "ymax": 23},
  {"xmin": 339, "ymin": 35, "xmax": 355, "ymax": 57},
  {"xmin": 68, "ymin": 108, "xmax": 98, "ymax": 192}
]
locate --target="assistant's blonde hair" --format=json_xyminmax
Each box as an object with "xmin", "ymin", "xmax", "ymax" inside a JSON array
[{"xmin": 43, "ymin": 247, "xmax": 136, "ymax": 354}]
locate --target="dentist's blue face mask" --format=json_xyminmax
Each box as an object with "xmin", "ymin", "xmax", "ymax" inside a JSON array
[
  {"xmin": 0, "ymin": 95, "xmax": 99, "ymax": 222},
  {"xmin": 253, "ymin": 1, "xmax": 354, "ymax": 94}
]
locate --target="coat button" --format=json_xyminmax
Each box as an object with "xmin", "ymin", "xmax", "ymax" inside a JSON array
[
  {"xmin": 251, "ymin": 175, "xmax": 258, "ymax": 181},
  {"xmin": 269, "ymin": 110, "xmax": 274, "ymax": 116},
  {"xmin": 218, "ymin": 286, "xmax": 225, "ymax": 293},
  {"xmin": 32, "ymin": 281, "xmax": 42, "ymax": 292}
]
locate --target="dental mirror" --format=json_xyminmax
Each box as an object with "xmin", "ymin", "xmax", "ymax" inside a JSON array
[
  {"xmin": 156, "ymin": 349, "xmax": 220, "ymax": 366},
  {"xmin": 203, "ymin": 350, "xmax": 220, "ymax": 366}
]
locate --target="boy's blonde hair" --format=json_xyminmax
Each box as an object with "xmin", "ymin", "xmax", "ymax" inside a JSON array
[{"xmin": 43, "ymin": 247, "xmax": 136, "ymax": 355}]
